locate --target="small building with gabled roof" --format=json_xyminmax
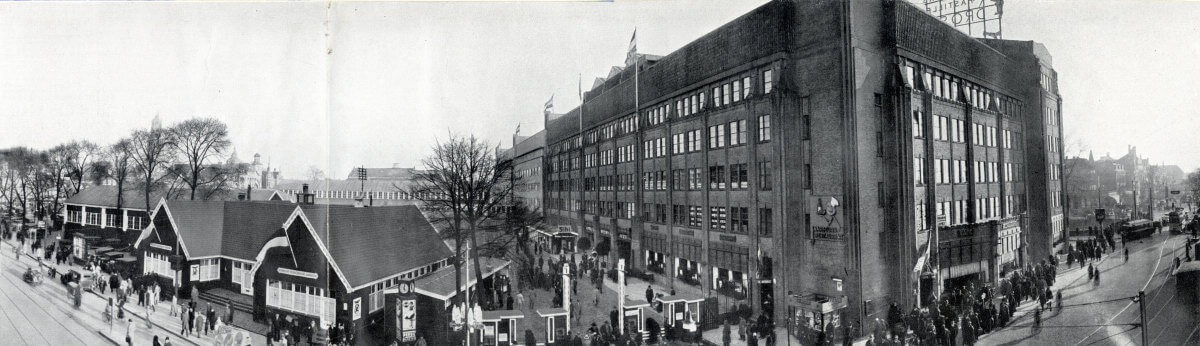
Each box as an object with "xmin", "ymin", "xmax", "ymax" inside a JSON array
[{"xmin": 131, "ymin": 195, "xmax": 485, "ymax": 343}]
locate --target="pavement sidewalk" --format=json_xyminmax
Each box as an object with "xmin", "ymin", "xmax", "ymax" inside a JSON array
[{"xmin": 4, "ymin": 238, "xmax": 264, "ymax": 346}]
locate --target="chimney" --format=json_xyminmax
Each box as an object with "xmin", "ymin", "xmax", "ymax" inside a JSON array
[{"xmin": 299, "ymin": 184, "xmax": 315, "ymax": 205}]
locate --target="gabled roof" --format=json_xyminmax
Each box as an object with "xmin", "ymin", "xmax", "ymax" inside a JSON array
[
  {"xmin": 220, "ymin": 202, "xmax": 305, "ymax": 261},
  {"xmin": 66, "ymin": 185, "xmax": 165, "ymax": 210},
  {"xmin": 294, "ymin": 204, "xmax": 455, "ymax": 290},
  {"xmin": 159, "ymin": 200, "xmax": 227, "ymax": 258}
]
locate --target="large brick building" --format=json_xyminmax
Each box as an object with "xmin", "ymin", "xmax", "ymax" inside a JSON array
[{"xmin": 541, "ymin": 0, "xmax": 1063, "ymax": 339}]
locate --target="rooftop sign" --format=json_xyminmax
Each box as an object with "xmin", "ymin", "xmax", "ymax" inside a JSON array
[{"xmin": 909, "ymin": 0, "xmax": 1004, "ymax": 38}]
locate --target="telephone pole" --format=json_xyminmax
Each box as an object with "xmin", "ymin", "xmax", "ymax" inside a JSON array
[{"xmin": 1138, "ymin": 290, "xmax": 1148, "ymax": 346}]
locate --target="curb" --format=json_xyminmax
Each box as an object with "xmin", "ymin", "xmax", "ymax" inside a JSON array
[
  {"xmin": 96, "ymin": 330, "xmax": 124, "ymax": 345},
  {"xmin": 115, "ymin": 303, "xmax": 203, "ymax": 346}
]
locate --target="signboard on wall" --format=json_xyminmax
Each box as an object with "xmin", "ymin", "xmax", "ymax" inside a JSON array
[
  {"xmin": 352, "ymin": 297, "xmax": 362, "ymax": 320},
  {"xmin": 908, "ymin": 0, "xmax": 1004, "ymax": 38},
  {"xmin": 190, "ymin": 264, "xmax": 200, "ymax": 281}
]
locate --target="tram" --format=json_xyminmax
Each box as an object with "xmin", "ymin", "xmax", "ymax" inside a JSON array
[
  {"xmin": 1168, "ymin": 211, "xmax": 1185, "ymax": 234},
  {"xmin": 1121, "ymin": 219, "xmax": 1156, "ymax": 241}
]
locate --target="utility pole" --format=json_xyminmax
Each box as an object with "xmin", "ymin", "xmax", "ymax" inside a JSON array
[
  {"xmin": 1149, "ymin": 165, "xmax": 1155, "ymax": 219},
  {"xmin": 1138, "ymin": 290, "xmax": 1148, "ymax": 346}
]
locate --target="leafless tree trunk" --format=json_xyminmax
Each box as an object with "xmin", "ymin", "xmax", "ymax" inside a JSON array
[
  {"xmin": 129, "ymin": 128, "xmax": 176, "ymax": 212},
  {"xmin": 169, "ymin": 118, "xmax": 232, "ymax": 200},
  {"xmin": 406, "ymin": 133, "xmax": 515, "ymax": 341},
  {"xmin": 70, "ymin": 140, "xmax": 100, "ymax": 195}
]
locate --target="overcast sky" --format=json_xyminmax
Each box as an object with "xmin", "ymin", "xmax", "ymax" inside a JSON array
[{"xmin": 0, "ymin": 0, "xmax": 1197, "ymax": 178}]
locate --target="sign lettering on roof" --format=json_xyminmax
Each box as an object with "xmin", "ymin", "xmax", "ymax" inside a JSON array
[{"xmin": 908, "ymin": 0, "xmax": 1004, "ymax": 38}]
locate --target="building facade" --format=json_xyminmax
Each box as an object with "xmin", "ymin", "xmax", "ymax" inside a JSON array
[
  {"xmin": 510, "ymin": 130, "xmax": 546, "ymax": 211},
  {"xmin": 541, "ymin": 0, "xmax": 1064, "ymax": 338},
  {"xmin": 133, "ymin": 196, "xmax": 455, "ymax": 344}
]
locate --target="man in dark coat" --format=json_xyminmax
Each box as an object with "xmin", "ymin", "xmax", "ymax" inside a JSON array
[
  {"xmin": 206, "ymin": 303, "xmax": 216, "ymax": 333},
  {"xmin": 187, "ymin": 305, "xmax": 196, "ymax": 334},
  {"xmin": 645, "ymin": 286, "xmax": 654, "ymax": 307}
]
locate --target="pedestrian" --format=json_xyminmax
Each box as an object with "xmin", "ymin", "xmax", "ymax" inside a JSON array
[
  {"xmin": 207, "ymin": 303, "xmax": 215, "ymax": 334},
  {"xmin": 126, "ymin": 319, "xmax": 134, "ymax": 346},
  {"xmin": 196, "ymin": 309, "xmax": 207, "ymax": 336},
  {"xmin": 163, "ymin": 337, "xmax": 172, "ymax": 346},
  {"xmin": 145, "ymin": 306, "xmax": 152, "ymax": 329},
  {"xmin": 170, "ymin": 292, "xmax": 178, "ymax": 317},
  {"xmin": 188, "ymin": 305, "xmax": 196, "ymax": 335},
  {"xmin": 1125, "ymin": 247, "xmax": 1129, "ymax": 262},
  {"xmin": 180, "ymin": 306, "xmax": 189, "ymax": 336},
  {"xmin": 153, "ymin": 335, "xmax": 161, "ymax": 346}
]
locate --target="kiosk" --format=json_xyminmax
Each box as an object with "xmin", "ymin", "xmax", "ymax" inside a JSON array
[
  {"xmin": 623, "ymin": 299, "xmax": 650, "ymax": 339},
  {"xmin": 480, "ymin": 310, "xmax": 524, "ymax": 346},
  {"xmin": 656, "ymin": 294, "xmax": 704, "ymax": 327},
  {"xmin": 536, "ymin": 308, "xmax": 569, "ymax": 344}
]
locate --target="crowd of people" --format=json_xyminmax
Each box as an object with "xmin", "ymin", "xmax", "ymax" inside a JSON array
[{"xmin": 875, "ymin": 257, "xmax": 1060, "ymax": 346}]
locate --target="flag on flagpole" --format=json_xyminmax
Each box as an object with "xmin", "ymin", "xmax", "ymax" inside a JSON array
[
  {"xmin": 544, "ymin": 95, "xmax": 554, "ymax": 115},
  {"xmin": 250, "ymin": 227, "xmax": 296, "ymax": 273},
  {"xmin": 628, "ymin": 28, "xmax": 637, "ymax": 54},
  {"xmin": 625, "ymin": 28, "xmax": 638, "ymax": 66}
]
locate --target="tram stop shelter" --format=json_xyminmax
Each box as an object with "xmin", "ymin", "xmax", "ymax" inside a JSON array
[
  {"xmin": 535, "ymin": 307, "xmax": 569, "ymax": 344},
  {"xmin": 656, "ymin": 294, "xmax": 704, "ymax": 327},
  {"xmin": 480, "ymin": 310, "xmax": 525, "ymax": 346}
]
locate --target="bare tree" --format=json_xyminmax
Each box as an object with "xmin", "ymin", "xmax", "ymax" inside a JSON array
[
  {"xmin": 3, "ymin": 147, "xmax": 46, "ymax": 220},
  {"xmin": 406, "ymin": 134, "xmax": 514, "ymax": 321},
  {"xmin": 169, "ymin": 118, "xmax": 233, "ymax": 200},
  {"xmin": 129, "ymin": 128, "xmax": 176, "ymax": 212},
  {"xmin": 68, "ymin": 140, "xmax": 100, "ymax": 195},
  {"xmin": 91, "ymin": 139, "xmax": 135, "ymax": 212},
  {"xmin": 306, "ymin": 166, "xmax": 326, "ymax": 182},
  {"xmin": 46, "ymin": 143, "xmax": 79, "ymax": 219}
]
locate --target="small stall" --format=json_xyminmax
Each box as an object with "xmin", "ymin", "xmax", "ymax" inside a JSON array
[
  {"xmin": 622, "ymin": 299, "xmax": 650, "ymax": 337},
  {"xmin": 535, "ymin": 307, "xmax": 569, "ymax": 345},
  {"xmin": 480, "ymin": 310, "xmax": 524, "ymax": 346},
  {"xmin": 72, "ymin": 235, "xmax": 101, "ymax": 264},
  {"xmin": 656, "ymin": 293, "xmax": 704, "ymax": 327},
  {"xmin": 787, "ymin": 293, "xmax": 849, "ymax": 345}
]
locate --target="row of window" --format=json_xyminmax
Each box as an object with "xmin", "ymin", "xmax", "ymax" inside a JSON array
[
  {"xmin": 564, "ymin": 115, "xmax": 772, "ymax": 172},
  {"xmin": 549, "ymin": 163, "xmax": 809, "ymax": 198},
  {"xmin": 582, "ymin": 69, "xmax": 774, "ymax": 147},
  {"xmin": 932, "ymin": 194, "xmax": 1025, "ymax": 227},
  {"xmin": 923, "ymin": 158, "xmax": 1023, "ymax": 186},
  {"xmin": 69, "ymin": 210, "xmax": 146, "ymax": 230},
  {"xmin": 902, "ymin": 58, "xmax": 1023, "ymax": 116},
  {"xmin": 279, "ymin": 189, "xmax": 433, "ymax": 200},
  {"xmin": 368, "ymin": 259, "xmax": 447, "ymax": 312}
]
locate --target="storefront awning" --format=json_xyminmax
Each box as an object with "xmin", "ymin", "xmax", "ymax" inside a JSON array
[
  {"xmin": 480, "ymin": 310, "xmax": 525, "ymax": 322},
  {"xmin": 656, "ymin": 293, "xmax": 704, "ymax": 304},
  {"xmin": 535, "ymin": 308, "xmax": 568, "ymax": 317},
  {"xmin": 787, "ymin": 294, "xmax": 848, "ymax": 314},
  {"xmin": 624, "ymin": 299, "xmax": 650, "ymax": 308},
  {"xmin": 415, "ymin": 257, "xmax": 511, "ymax": 302}
]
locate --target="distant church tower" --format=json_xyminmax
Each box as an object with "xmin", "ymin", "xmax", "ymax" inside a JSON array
[{"xmin": 151, "ymin": 114, "xmax": 162, "ymax": 130}]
